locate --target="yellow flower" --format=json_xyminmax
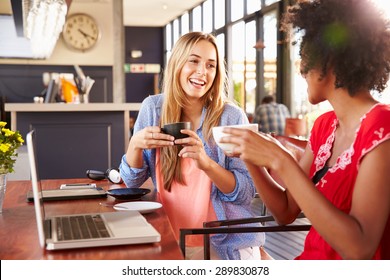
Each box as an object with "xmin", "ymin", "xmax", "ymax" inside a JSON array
[
  {"xmin": 17, "ymin": 135, "xmax": 24, "ymax": 143},
  {"xmin": 0, "ymin": 122, "xmax": 24, "ymax": 174},
  {"xmin": 2, "ymin": 128, "xmax": 15, "ymax": 137},
  {"xmin": 0, "ymin": 143, "xmax": 10, "ymax": 153}
]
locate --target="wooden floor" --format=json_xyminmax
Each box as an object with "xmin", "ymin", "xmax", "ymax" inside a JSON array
[
  {"xmin": 251, "ymin": 197, "xmax": 310, "ymax": 260},
  {"xmin": 263, "ymin": 218, "xmax": 310, "ymax": 260}
]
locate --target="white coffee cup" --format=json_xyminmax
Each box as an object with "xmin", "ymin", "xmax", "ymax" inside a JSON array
[{"xmin": 212, "ymin": 123, "xmax": 258, "ymax": 153}]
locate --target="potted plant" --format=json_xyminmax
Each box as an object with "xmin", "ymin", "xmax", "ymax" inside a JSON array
[{"xmin": 0, "ymin": 121, "xmax": 24, "ymax": 213}]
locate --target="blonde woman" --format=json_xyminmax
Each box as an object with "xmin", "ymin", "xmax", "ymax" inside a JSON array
[{"xmin": 119, "ymin": 32, "xmax": 265, "ymax": 260}]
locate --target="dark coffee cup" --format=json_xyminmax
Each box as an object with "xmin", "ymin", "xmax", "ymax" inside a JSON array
[{"xmin": 161, "ymin": 122, "xmax": 192, "ymax": 139}]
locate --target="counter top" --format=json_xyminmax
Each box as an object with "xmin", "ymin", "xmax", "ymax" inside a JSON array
[
  {"xmin": 4, "ymin": 103, "xmax": 141, "ymax": 159},
  {"xmin": 4, "ymin": 102, "xmax": 142, "ymax": 112}
]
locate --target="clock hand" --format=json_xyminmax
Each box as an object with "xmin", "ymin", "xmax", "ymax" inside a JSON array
[{"xmin": 78, "ymin": 29, "xmax": 96, "ymax": 40}]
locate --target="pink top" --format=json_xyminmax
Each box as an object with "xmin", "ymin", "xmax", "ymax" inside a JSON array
[
  {"xmin": 297, "ymin": 103, "xmax": 390, "ymax": 259},
  {"xmin": 155, "ymin": 149, "xmax": 217, "ymax": 246}
]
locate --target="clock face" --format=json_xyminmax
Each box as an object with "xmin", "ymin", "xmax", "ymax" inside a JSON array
[{"xmin": 62, "ymin": 14, "xmax": 100, "ymax": 51}]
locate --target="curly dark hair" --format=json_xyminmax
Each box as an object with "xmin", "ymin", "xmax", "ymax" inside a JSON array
[{"xmin": 281, "ymin": 0, "xmax": 390, "ymax": 95}]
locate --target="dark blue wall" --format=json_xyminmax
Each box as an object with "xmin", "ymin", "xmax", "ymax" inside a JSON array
[{"xmin": 125, "ymin": 27, "xmax": 164, "ymax": 103}]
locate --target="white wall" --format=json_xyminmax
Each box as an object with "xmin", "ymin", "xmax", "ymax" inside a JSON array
[{"xmin": 0, "ymin": 0, "xmax": 114, "ymax": 66}]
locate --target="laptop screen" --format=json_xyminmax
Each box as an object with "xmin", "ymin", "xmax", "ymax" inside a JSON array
[{"xmin": 26, "ymin": 130, "xmax": 47, "ymax": 248}]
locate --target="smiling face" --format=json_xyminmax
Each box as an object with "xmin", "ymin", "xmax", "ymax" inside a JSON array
[{"xmin": 179, "ymin": 40, "xmax": 217, "ymax": 100}]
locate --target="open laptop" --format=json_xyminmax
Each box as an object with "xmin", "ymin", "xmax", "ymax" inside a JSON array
[{"xmin": 26, "ymin": 130, "xmax": 161, "ymax": 250}]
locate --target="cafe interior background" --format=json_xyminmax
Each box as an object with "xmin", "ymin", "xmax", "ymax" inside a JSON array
[{"xmin": 0, "ymin": 0, "xmax": 389, "ymax": 180}]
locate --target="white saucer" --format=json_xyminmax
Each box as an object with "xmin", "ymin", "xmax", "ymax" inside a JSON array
[{"xmin": 113, "ymin": 201, "xmax": 162, "ymax": 214}]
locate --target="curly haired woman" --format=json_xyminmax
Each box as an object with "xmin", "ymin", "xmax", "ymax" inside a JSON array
[
  {"xmin": 221, "ymin": 0, "xmax": 390, "ymax": 259},
  {"xmin": 119, "ymin": 32, "xmax": 265, "ymax": 260}
]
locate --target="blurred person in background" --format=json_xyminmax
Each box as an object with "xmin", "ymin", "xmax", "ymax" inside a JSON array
[{"xmin": 253, "ymin": 95, "xmax": 291, "ymax": 135}]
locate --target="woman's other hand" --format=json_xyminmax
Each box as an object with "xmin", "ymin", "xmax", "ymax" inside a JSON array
[
  {"xmin": 220, "ymin": 128, "xmax": 289, "ymax": 170},
  {"xmin": 176, "ymin": 129, "xmax": 213, "ymax": 171}
]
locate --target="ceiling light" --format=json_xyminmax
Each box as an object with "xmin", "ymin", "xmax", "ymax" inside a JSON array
[{"xmin": 23, "ymin": 0, "xmax": 67, "ymax": 59}]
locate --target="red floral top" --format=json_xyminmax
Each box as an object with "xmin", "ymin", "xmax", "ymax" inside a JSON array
[{"xmin": 296, "ymin": 103, "xmax": 390, "ymax": 260}]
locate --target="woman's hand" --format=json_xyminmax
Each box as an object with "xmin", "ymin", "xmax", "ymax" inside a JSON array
[
  {"xmin": 131, "ymin": 126, "xmax": 174, "ymax": 150},
  {"xmin": 176, "ymin": 129, "xmax": 213, "ymax": 171},
  {"xmin": 126, "ymin": 126, "xmax": 174, "ymax": 169},
  {"xmin": 220, "ymin": 128, "xmax": 289, "ymax": 170}
]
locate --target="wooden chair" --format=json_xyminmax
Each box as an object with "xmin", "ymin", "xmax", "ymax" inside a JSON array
[
  {"xmin": 284, "ymin": 117, "xmax": 307, "ymax": 138},
  {"xmin": 179, "ymin": 136, "xmax": 310, "ymax": 260}
]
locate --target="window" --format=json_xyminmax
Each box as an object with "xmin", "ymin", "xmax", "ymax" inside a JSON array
[
  {"xmin": 214, "ymin": 0, "xmax": 225, "ymax": 29},
  {"xmin": 203, "ymin": 0, "xmax": 213, "ymax": 33},
  {"xmin": 192, "ymin": 6, "xmax": 202, "ymax": 31},
  {"xmin": 165, "ymin": 0, "xmax": 282, "ymax": 114},
  {"xmin": 247, "ymin": 0, "xmax": 261, "ymax": 14},
  {"xmin": 181, "ymin": 13, "xmax": 189, "ymax": 35},
  {"xmin": 232, "ymin": 21, "xmax": 245, "ymax": 107},
  {"xmin": 172, "ymin": 19, "xmax": 179, "ymax": 44},
  {"xmin": 245, "ymin": 21, "xmax": 257, "ymax": 114},
  {"xmin": 231, "ymin": 0, "xmax": 244, "ymax": 22},
  {"xmin": 290, "ymin": 31, "xmax": 310, "ymax": 117},
  {"xmin": 231, "ymin": 20, "xmax": 260, "ymax": 113},
  {"xmin": 216, "ymin": 33, "xmax": 225, "ymax": 59},
  {"xmin": 263, "ymin": 10, "xmax": 277, "ymax": 97},
  {"xmin": 265, "ymin": 0, "xmax": 278, "ymax": 5}
]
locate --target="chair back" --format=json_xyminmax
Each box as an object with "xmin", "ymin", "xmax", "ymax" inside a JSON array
[{"xmin": 284, "ymin": 118, "xmax": 307, "ymax": 138}]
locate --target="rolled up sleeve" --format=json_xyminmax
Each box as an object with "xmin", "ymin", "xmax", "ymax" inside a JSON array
[{"xmin": 119, "ymin": 154, "xmax": 150, "ymax": 188}]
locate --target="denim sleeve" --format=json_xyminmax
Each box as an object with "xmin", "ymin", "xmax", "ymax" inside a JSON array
[
  {"xmin": 119, "ymin": 95, "xmax": 161, "ymax": 188},
  {"xmin": 214, "ymin": 149, "xmax": 256, "ymax": 205},
  {"xmin": 119, "ymin": 154, "xmax": 150, "ymax": 188},
  {"xmin": 213, "ymin": 104, "xmax": 256, "ymax": 205}
]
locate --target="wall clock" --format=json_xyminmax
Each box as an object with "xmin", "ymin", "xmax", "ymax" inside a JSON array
[{"xmin": 62, "ymin": 13, "xmax": 100, "ymax": 51}]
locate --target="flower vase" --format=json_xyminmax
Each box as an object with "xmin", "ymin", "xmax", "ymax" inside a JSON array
[{"xmin": 0, "ymin": 173, "xmax": 7, "ymax": 214}]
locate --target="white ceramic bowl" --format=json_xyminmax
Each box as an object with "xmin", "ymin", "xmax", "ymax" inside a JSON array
[{"xmin": 212, "ymin": 123, "xmax": 258, "ymax": 153}]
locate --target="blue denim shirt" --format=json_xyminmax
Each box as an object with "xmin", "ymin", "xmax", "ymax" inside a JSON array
[{"xmin": 119, "ymin": 94, "xmax": 265, "ymax": 259}]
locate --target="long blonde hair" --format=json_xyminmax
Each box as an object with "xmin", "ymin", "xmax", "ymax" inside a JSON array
[{"xmin": 160, "ymin": 32, "xmax": 228, "ymax": 191}]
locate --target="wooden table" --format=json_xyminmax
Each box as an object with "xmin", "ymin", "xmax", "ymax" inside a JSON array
[{"xmin": 0, "ymin": 178, "xmax": 184, "ymax": 260}]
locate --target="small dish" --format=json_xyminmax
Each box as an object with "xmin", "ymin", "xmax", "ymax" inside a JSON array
[
  {"xmin": 113, "ymin": 201, "xmax": 162, "ymax": 214},
  {"xmin": 106, "ymin": 188, "xmax": 151, "ymax": 200}
]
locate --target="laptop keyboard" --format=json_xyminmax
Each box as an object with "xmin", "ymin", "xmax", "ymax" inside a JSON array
[{"xmin": 55, "ymin": 214, "xmax": 111, "ymax": 241}]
